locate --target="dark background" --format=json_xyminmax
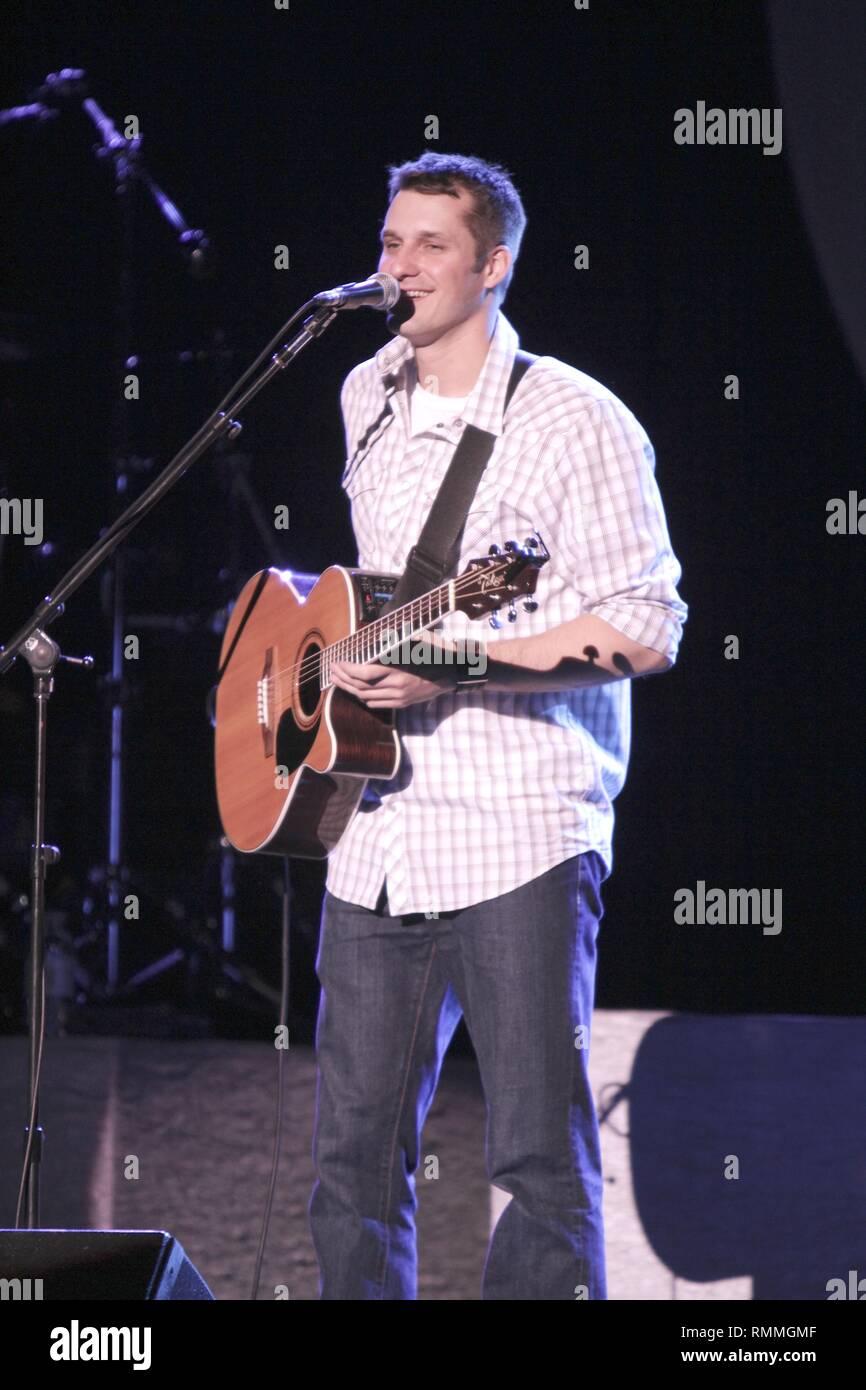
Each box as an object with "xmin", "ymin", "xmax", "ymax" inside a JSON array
[{"xmin": 1, "ymin": 0, "xmax": 863, "ymax": 1040}]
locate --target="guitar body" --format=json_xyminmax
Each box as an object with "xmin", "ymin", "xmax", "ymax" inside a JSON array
[
  {"xmin": 215, "ymin": 566, "xmax": 401, "ymax": 859},
  {"xmin": 213, "ymin": 536, "xmax": 548, "ymax": 860}
]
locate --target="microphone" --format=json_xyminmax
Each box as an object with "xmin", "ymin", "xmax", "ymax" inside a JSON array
[
  {"xmin": 0, "ymin": 103, "xmax": 59, "ymax": 128},
  {"xmin": 313, "ymin": 272, "xmax": 400, "ymax": 311}
]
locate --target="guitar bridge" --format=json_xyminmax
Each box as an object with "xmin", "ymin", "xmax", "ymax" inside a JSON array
[{"xmin": 257, "ymin": 648, "xmax": 274, "ymax": 757}]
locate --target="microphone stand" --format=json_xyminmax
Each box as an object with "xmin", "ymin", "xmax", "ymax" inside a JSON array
[
  {"xmin": 0, "ymin": 295, "xmax": 338, "ymax": 1227},
  {"xmin": 5, "ymin": 69, "xmax": 213, "ymax": 1002}
]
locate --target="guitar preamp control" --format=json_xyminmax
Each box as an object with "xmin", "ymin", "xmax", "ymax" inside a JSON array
[{"xmin": 356, "ymin": 572, "xmax": 399, "ymax": 622}]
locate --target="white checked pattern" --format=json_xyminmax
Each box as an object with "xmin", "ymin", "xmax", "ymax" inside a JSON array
[{"xmin": 325, "ymin": 311, "xmax": 688, "ymax": 914}]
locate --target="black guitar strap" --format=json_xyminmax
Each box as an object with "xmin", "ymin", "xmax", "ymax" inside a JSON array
[
  {"xmin": 379, "ymin": 349, "xmax": 537, "ymax": 616},
  {"xmin": 214, "ymin": 349, "xmax": 537, "ymax": 703}
]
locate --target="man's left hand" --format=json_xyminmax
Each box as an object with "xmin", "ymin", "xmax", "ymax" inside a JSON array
[{"xmin": 330, "ymin": 659, "xmax": 452, "ymax": 709}]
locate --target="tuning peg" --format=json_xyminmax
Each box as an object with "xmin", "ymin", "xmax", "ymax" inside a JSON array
[
  {"xmin": 489, "ymin": 611, "xmax": 502, "ymax": 629},
  {"xmin": 488, "ymin": 544, "xmax": 501, "ymax": 556},
  {"xmin": 522, "ymin": 598, "xmax": 538, "ymax": 613},
  {"xmin": 507, "ymin": 600, "xmax": 518, "ymax": 622},
  {"xmin": 524, "ymin": 536, "xmax": 538, "ymax": 549}
]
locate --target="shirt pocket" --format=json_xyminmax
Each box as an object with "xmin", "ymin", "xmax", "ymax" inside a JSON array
[
  {"xmin": 455, "ymin": 496, "xmax": 549, "ymax": 642},
  {"xmin": 342, "ymin": 454, "xmax": 382, "ymax": 502},
  {"xmin": 459, "ymin": 495, "xmax": 542, "ymax": 569}
]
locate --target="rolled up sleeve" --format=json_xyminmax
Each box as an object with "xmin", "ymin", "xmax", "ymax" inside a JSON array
[{"xmin": 552, "ymin": 397, "xmax": 688, "ymax": 664}]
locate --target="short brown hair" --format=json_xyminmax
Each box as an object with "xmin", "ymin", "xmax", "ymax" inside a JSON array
[{"xmin": 385, "ymin": 152, "xmax": 527, "ymax": 302}]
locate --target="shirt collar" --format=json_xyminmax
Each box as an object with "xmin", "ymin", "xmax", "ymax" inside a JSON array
[{"xmin": 374, "ymin": 309, "xmax": 520, "ymax": 438}]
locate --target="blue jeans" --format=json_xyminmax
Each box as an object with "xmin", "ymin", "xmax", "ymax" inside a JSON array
[{"xmin": 308, "ymin": 851, "xmax": 607, "ymax": 1299}]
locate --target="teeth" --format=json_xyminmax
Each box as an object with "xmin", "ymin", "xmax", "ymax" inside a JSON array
[{"xmin": 406, "ymin": 290, "xmax": 432, "ymax": 298}]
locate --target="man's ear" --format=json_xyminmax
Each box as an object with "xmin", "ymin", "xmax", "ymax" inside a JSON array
[{"xmin": 484, "ymin": 244, "xmax": 512, "ymax": 295}]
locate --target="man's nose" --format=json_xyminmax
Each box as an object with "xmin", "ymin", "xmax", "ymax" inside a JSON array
[{"xmin": 382, "ymin": 249, "xmax": 419, "ymax": 279}]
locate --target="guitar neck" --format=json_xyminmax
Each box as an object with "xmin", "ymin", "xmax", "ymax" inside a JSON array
[{"xmin": 321, "ymin": 579, "xmax": 454, "ymax": 689}]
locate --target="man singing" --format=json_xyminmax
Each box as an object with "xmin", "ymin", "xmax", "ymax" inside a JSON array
[{"xmin": 310, "ymin": 152, "xmax": 688, "ymax": 1299}]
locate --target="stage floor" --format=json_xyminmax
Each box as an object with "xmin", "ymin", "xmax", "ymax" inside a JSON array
[{"xmin": 1, "ymin": 1012, "xmax": 863, "ymax": 1300}]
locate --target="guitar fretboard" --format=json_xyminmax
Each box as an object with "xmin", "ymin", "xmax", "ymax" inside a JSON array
[{"xmin": 320, "ymin": 583, "xmax": 452, "ymax": 687}]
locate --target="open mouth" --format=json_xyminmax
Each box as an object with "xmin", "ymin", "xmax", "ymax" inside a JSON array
[{"xmin": 403, "ymin": 289, "xmax": 434, "ymax": 300}]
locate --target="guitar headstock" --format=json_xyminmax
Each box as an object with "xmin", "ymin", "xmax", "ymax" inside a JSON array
[{"xmin": 453, "ymin": 534, "xmax": 550, "ymax": 621}]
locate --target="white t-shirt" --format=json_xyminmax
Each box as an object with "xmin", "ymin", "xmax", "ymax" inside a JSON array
[{"xmin": 409, "ymin": 381, "xmax": 470, "ymax": 437}]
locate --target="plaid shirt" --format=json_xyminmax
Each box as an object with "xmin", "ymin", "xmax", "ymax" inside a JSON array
[{"xmin": 324, "ymin": 310, "xmax": 687, "ymax": 914}]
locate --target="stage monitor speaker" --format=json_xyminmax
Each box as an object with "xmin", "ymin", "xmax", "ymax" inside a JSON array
[{"xmin": 0, "ymin": 1229, "xmax": 214, "ymax": 1300}]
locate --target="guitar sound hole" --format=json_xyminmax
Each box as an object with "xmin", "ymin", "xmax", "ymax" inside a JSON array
[{"xmin": 298, "ymin": 642, "xmax": 322, "ymax": 719}]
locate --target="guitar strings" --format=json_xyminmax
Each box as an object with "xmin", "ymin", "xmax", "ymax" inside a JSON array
[
  {"xmin": 273, "ymin": 568, "xmax": 501, "ymax": 686},
  {"xmin": 261, "ymin": 565, "xmax": 517, "ymax": 689}
]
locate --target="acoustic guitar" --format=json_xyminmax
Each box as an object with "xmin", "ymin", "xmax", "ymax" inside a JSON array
[{"xmin": 214, "ymin": 536, "xmax": 549, "ymax": 859}]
